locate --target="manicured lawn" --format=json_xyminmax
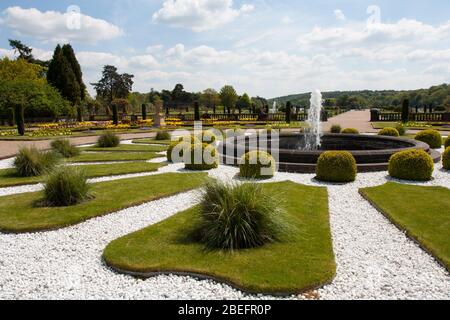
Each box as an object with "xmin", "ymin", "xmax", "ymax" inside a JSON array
[
  {"xmin": 372, "ymin": 122, "xmax": 450, "ymax": 132},
  {"xmin": 80, "ymin": 144, "xmax": 167, "ymax": 153},
  {"xmin": 0, "ymin": 172, "xmax": 207, "ymax": 233},
  {"xmin": 0, "ymin": 162, "xmax": 165, "ymax": 188},
  {"xmin": 103, "ymin": 181, "xmax": 336, "ymax": 295},
  {"xmin": 132, "ymin": 139, "xmax": 172, "ymax": 145},
  {"xmin": 360, "ymin": 182, "xmax": 450, "ymax": 271},
  {"xmin": 67, "ymin": 152, "xmax": 160, "ymax": 163}
]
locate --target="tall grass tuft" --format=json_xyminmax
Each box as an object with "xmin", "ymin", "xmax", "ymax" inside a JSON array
[
  {"xmin": 14, "ymin": 146, "xmax": 60, "ymax": 177},
  {"xmin": 194, "ymin": 180, "xmax": 290, "ymax": 251},
  {"xmin": 44, "ymin": 166, "xmax": 90, "ymax": 207},
  {"xmin": 97, "ymin": 131, "xmax": 120, "ymax": 148},
  {"xmin": 50, "ymin": 139, "xmax": 80, "ymax": 158}
]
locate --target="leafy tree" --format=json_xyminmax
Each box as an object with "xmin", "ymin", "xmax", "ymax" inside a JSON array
[
  {"xmin": 220, "ymin": 85, "xmax": 238, "ymax": 114},
  {"xmin": 9, "ymin": 39, "xmax": 49, "ymax": 67},
  {"xmin": 200, "ymin": 88, "xmax": 220, "ymax": 113},
  {"xmin": 0, "ymin": 57, "xmax": 44, "ymax": 81},
  {"xmin": 237, "ymin": 93, "xmax": 252, "ymax": 114}
]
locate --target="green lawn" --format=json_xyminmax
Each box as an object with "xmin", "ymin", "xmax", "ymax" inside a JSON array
[
  {"xmin": 80, "ymin": 144, "xmax": 167, "ymax": 153},
  {"xmin": 132, "ymin": 139, "xmax": 172, "ymax": 145},
  {"xmin": 68, "ymin": 152, "xmax": 161, "ymax": 163},
  {"xmin": 103, "ymin": 181, "xmax": 336, "ymax": 295},
  {"xmin": 0, "ymin": 162, "xmax": 165, "ymax": 188},
  {"xmin": 372, "ymin": 122, "xmax": 450, "ymax": 132},
  {"xmin": 0, "ymin": 172, "xmax": 207, "ymax": 233},
  {"xmin": 360, "ymin": 182, "xmax": 450, "ymax": 271}
]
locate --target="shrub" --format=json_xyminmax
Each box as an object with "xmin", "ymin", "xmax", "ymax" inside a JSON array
[
  {"xmin": 330, "ymin": 124, "xmax": 342, "ymax": 134},
  {"xmin": 316, "ymin": 151, "xmax": 357, "ymax": 183},
  {"xmin": 167, "ymin": 140, "xmax": 190, "ymax": 163},
  {"xmin": 178, "ymin": 135, "xmax": 200, "ymax": 144},
  {"xmin": 378, "ymin": 127, "xmax": 400, "ymax": 137},
  {"xmin": 415, "ymin": 130, "xmax": 442, "ymax": 149},
  {"xmin": 14, "ymin": 147, "xmax": 59, "ymax": 177},
  {"xmin": 44, "ymin": 167, "xmax": 90, "ymax": 207},
  {"xmin": 198, "ymin": 131, "xmax": 218, "ymax": 145},
  {"xmin": 444, "ymin": 136, "xmax": 450, "ymax": 149},
  {"xmin": 194, "ymin": 180, "xmax": 288, "ymax": 250},
  {"xmin": 97, "ymin": 131, "xmax": 120, "ymax": 148},
  {"xmin": 396, "ymin": 124, "xmax": 406, "ymax": 136},
  {"xmin": 50, "ymin": 139, "xmax": 80, "ymax": 158},
  {"xmin": 388, "ymin": 149, "xmax": 434, "ymax": 181},
  {"xmin": 341, "ymin": 128, "xmax": 359, "ymax": 134},
  {"xmin": 155, "ymin": 131, "xmax": 171, "ymax": 140},
  {"xmin": 185, "ymin": 143, "xmax": 219, "ymax": 171},
  {"xmin": 442, "ymin": 147, "xmax": 450, "ymax": 170},
  {"xmin": 240, "ymin": 151, "xmax": 276, "ymax": 179}
]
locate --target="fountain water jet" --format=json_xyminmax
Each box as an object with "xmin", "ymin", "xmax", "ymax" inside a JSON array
[{"xmin": 304, "ymin": 89, "xmax": 323, "ymax": 150}]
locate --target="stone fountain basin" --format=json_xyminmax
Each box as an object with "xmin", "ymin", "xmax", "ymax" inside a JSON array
[{"xmin": 220, "ymin": 133, "xmax": 441, "ymax": 173}]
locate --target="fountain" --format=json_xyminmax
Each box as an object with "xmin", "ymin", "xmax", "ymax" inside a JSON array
[{"xmin": 304, "ymin": 90, "xmax": 323, "ymax": 150}]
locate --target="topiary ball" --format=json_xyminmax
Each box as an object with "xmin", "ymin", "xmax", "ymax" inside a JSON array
[
  {"xmin": 178, "ymin": 135, "xmax": 200, "ymax": 144},
  {"xmin": 155, "ymin": 131, "xmax": 171, "ymax": 140},
  {"xmin": 198, "ymin": 130, "xmax": 218, "ymax": 145},
  {"xmin": 316, "ymin": 151, "xmax": 357, "ymax": 183},
  {"xmin": 341, "ymin": 128, "xmax": 359, "ymax": 134},
  {"xmin": 378, "ymin": 127, "xmax": 400, "ymax": 137},
  {"xmin": 239, "ymin": 151, "xmax": 276, "ymax": 179},
  {"xmin": 167, "ymin": 141, "xmax": 190, "ymax": 163},
  {"xmin": 443, "ymin": 147, "xmax": 450, "ymax": 170},
  {"xmin": 415, "ymin": 130, "xmax": 442, "ymax": 149},
  {"xmin": 330, "ymin": 124, "xmax": 342, "ymax": 134},
  {"xmin": 396, "ymin": 124, "xmax": 406, "ymax": 136},
  {"xmin": 444, "ymin": 136, "xmax": 450, "ymax": 149},
  {"xmin": 388, "ymin": 149, "xmax": 434, "ymax": 181},
  {"xmin": 185, "ymin": 143, "xmax": 219, "ymax": 171}
]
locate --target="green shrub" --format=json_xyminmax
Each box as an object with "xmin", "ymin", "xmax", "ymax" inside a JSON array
[
  {"xmin": 388, "ymin": 149, "xmax": 434, "ymax": 181},
  {"xmin": 330, "ymin": 124, "xmax": 342, "ymax": 134},
  {"xmin": 50, "ymin": 139, "xmax": 80, "ymax": 158},
  {"xmin": 185, "ymin": 143, "xmax": 219, "ymax": 171},
  {"xmin": 14, "ymin": 146, "xmax": 59, "ymax": 177},
  {"xmin": 396, "ymin": 124, "xmax": 406, "ymax": 136},
  {"xmin": 415, "ymin": 130, "xmax": 442, "ymax": 149},
  {"xmin": 444, "ymin": 136, "xmax": 450, "ymax": 149},
  {"xmin": 198, "ymin": 131, "xmax": 218, "ymax": 145},
  {"xmin": 97, "ymin": 131, "xmax": 120, "ymax": 148},
  {"xmin": 240, "ymin": 151, "xmax": 276, "ymax": 179},
  {"xmin": 167, "ymin": 141, "xmax": 190, "ymax": 163},
  {"xmin": 341, "ymin": 128, "xmax": 359, "ymax": 134},
  {"xmin": 155, "ymin": 131, "xmax": 171, "ymax": 140},
  {"xmin": 44, "ymin": 167, "xmax": 90, "ymax": 207},
  {"xmin": 316, "ymin": 151, "xmax": 357, "ymax": 183},
  {"xmin": 442, "ymin": 147, "xmax": 450, "ymax": 170},
  {"xmin": 194, "ymin": 180, "xmax": 288, "ymax": 250},
  {"xmin": 378, "ymin": 127, "xmax": 400, "ymax": 137},
  {"xmin": 178, "ymin": 135, "xmax": 200, "ymax": 144}
]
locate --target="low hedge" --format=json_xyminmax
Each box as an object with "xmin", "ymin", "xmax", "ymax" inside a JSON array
[
  {"xmin": 239, "ymin": 151, "xmax": 276, "ymax": 179},
  {"xmin": 388, "ymin": 149, "xmax": 434, "ymax": 181},
  {"xmin": 341, "ymin": 128, "xmax": 359, "ymax": 134},
  {"xmin": 415, "ymin": 130, "xmax": 442, "ymax": 149},
  {"xmin": 443, "ymin": 147, "xmax": 450, "ymax": 170},
  {"xmin": 185, "ymin": 143, "xmax": 219, "ymax": 171},
  {"xmin": 316, "ymin": 151, "xmax": 357, "ymax": 183},
  {"xmin": 378, "ymin": 127, "xmax": 400, "ymax": 137}
]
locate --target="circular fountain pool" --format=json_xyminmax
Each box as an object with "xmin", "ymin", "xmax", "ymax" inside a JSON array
[{"xmin": 220, "ymin": 133, "xmax": 441, "ymax": 173}]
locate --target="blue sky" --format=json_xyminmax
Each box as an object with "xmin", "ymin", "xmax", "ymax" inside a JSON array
[{"xmin": 1, "ymin": 0, "xmax": 449, "ymax": 98}]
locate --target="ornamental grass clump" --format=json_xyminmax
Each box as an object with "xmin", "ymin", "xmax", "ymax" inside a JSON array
[
  {"xmin": 415, "ymin": 130, "xmax": 442, "ymax": 149},
  {"xmin": 240, "ymin": 151, "xmax": 276, "ymax": 179},
  {"xmin": 341, "ymin": 128, "xmax": 359, "ymax": 134},
  {"xmin": 442, "ymin": 147, "xmax": 450, "ymax": 170},
  {"xmin": 14, "ymin": 146, "xmax": 60, "ymax": 177},
  {"xmin": 50, "ymin": 139, "xmax": 80, "ymax": 158},
  {"xmin": 388, "ymin": 149, "xmax": 434, "ymax": 181},
  {"xmin": 97, "ymin": 131, "xmax": 120, "ymax": 148},
  {"xmin": 316, "ymin": 151, "xmax": 357, "ymax": 183},
  {"xmin": 378, "ymin": 127, "xmax": 400, "ymax": 137},
  {"xmin": 43, "ymin": 166, "xmax": 90, "ymax": 207},
  {"xmin": 194, "ymin": 180, "xmax": 289, "ymax": 250}
]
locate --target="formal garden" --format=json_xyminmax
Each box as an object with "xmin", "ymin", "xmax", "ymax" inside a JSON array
[{"xmin": 0, "ymin": 40, "xmax": 449, "ymax": 301}]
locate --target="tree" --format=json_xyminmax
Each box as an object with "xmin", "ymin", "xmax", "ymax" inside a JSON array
[
  {"xmin": 62, "ymin": 44, "xmax": 86, "ymax": 101},
  {"xmin": 285, "ymin": 101, "xmax": 292, "ymax": 124},
  {"xmin": 142, "ymin": 104, "xmax": 147, "ymax": 120},
  {"xmin": 200, "ymin": 88, "xmax": 220, "ymax": 113},
  {"xmin": 91, "ymin": 65, "xmax": 134, "ymax": 118},
  {"xmin": 111, "ymin": 99, "xmax": 130, "ymax": 125},
  {"xmin": 194, "ymin": 101, "xmax": 200, "ymax": 121},
  {"xmin": 401, "ymin": 99, "xmax": 410, "ymax": 123},
  {"xmin": 220, "ymin": 85, "xmax": 238, "ymax": 114},
  {"xmin": 9, "ymin": 39, "xmax": 48, "ymax": 67},
  {"xmin": 0, "ymin": 57, "xmax": 44, "ymax": 81},
  {"xmin": 237, "ymin": 93, "xmax": 252, "ymax": 114}
]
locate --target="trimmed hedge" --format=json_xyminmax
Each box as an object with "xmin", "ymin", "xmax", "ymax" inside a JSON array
[
  {"xmin": 388, "ymin": 149, "xmax": 434, "ymax": 181},
  {"xmin": 239, "ymin": 151, "xmax": 276, "ymax": 179},
  {"xmin": 341, "ymin": 128, "xmax": 359, "ymax": 134},
  {"xmin": 156, "ymin": 131, "xmax": 171, "ymax": 140},
  {"xmin": 330, "ymin": 124, "xmax": 342, "ymax": 134},
  {"xmin": 185, "ymin": 143, "xmax": 219, "ymax": 171},
  {"xmin": 378, "ymin": 127, "xmax": 400, "ymax": 137},
  {"xmin": 443, "ymin": 147, "xmax": 450, "ymax": 170},
  {"xmin": 444, "ymin": 136, "xmax": 450, "ymax": 149},
  {"xmin": 316, "ymin": 151, "xmax": 357, "ymax": 183},
  {"xmin": 415, "ymin": 130, "xmax": 442, "ymax": 149}
]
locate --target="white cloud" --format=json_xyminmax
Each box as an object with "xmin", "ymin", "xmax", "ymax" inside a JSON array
[
  {"xmin": 334, "ymin": 9, "xmax": 346, "ymax": 21},
  {"xmin": 281, "ymin": 15, "xmax": 294, "ymax": 25},
  {"xmin": 152, "ymin": 0, "xmax": 254, "ymax": 32},
  {"xmin": 1, "ymin": 6, "xmax": 123, "ymax": 43}
]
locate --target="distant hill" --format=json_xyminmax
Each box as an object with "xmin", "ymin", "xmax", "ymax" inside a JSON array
[{"xmin": 268, "ymin": 84, "xmax": 450, "ymax": 111}]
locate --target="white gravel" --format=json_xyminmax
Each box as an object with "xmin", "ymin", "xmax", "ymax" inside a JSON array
[{"xmin": 0, "ymin": 146, "xmax": 448, "ymax": 299}]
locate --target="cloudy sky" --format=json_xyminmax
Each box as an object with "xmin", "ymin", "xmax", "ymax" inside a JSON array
[{"xmin": 0, "ymin": 0, "xmax": 449, "ymax": 98}]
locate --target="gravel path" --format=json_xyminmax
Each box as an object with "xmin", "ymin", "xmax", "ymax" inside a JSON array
[{"xmin": 0, "ymin": 147, "xmax": 448, "ymax": 299}]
